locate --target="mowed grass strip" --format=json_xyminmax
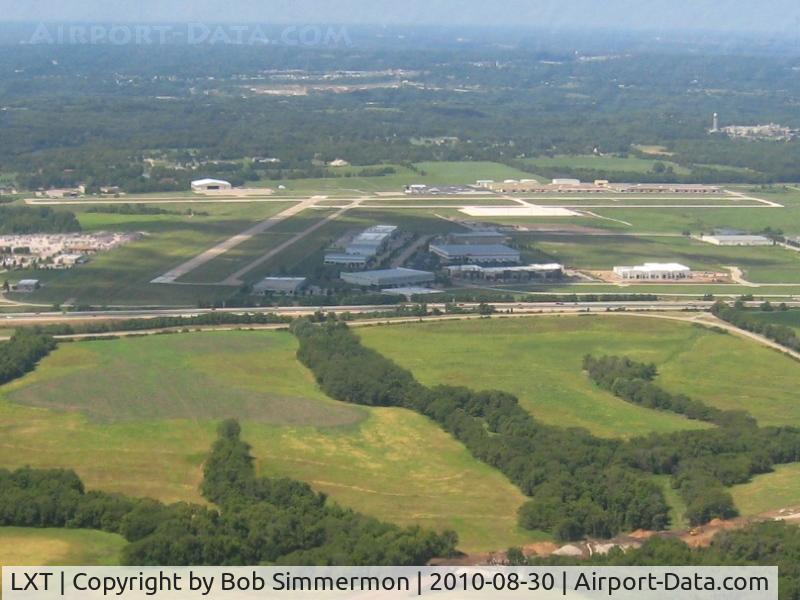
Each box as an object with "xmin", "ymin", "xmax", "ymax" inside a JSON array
[
  {"xmin": 0, "ymin": 528, "xmax": 125, "ymax": 567},
  {"xmin": 358, "ymin": 315, "xmax": 711, "ymax": 438},
  {"xmin": 248, "ymin": 409, "xmax": 547, "ymax": 553},
  {"xmin": 4, "ymin": 331, "xmax": 364, "ymax": 426}
]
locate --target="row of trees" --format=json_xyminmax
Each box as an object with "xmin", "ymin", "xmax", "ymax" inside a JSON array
[
  {"xmin": 0, "ymin": 205, "xmax": 81, "ymax": 235},
  {"xmin": 583, "ymin": 354, "xmax": 755, "ymax": 427},
  {"xmin": 292, "ymin": 320, "xmax": 669, "ymax": 541},
  {"xmin": 0, "ymin": 330, "xmax": 56, "ymax": 385},
  {"xmin": 26, "ymin": 311, "xmax": 292, "ymax": 337},
  {"xmin": 293, "ymin": 321, "xmax": 800, "ymax": 537},
  {"xmin": 0, "ymin": 421, "xmax": 457, "ymax": 565},
  {"xmin": 712, "ymin": 301, "xmax": 800, "ymax": 352}
]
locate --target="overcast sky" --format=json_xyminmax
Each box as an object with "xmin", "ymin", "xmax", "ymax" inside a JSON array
[{"xmin": 0, "ymin": 0, "xmax": 799, "ymax": 34}]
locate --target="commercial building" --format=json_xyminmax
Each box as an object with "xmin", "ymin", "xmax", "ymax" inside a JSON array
[
  {"xmin": 191, "ymin": 178, "xmax": 232, "ymax": 192},
  {"xmin": 252, "ymin": 277, "xmax": 307, "ymax": 295},
  {"xmin": 324, "ymin": 225, "xmax": 398, "ymax": 268},
  {"xmin": 381, "ymin": 286, "xmax": 440, "ymax": 299},
  {"xmin": 480, "ymin": 179, "xmax": 722, "ymax": 194},
  {"xmin": 429, "ymin": 243, "xmax": 521, "ymax": 264},
  {"xmin": 323, "ymin": 252, "xmax": 369, "ymax": 268},
  {"xmin": 699, "ymin": 234, "xmax": 773, "ymax": 246},
  {"xmin": 446, "ymin": 263, "xmax": 563, "ymax": 281},
  {"xmin": 341, "ymin": 268, "xmax": 435, "ymax": 288},
  {"xmin": 613, "ymin": 263, "xmax": 692, "ymax": 281}
]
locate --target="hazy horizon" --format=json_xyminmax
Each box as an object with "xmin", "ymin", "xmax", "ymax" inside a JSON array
[{"xmin": 1, "ymin": 0, "xmax": 799, "ymax": 35}]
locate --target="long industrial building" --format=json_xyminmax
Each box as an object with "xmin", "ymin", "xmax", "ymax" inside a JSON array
[
  {"xmin": 429, "ymin": 243, "xmax": 521, "ymax": 264},
  {"xmin": 613, "ymin": 263, "xmax": 692, "ymax": 281},
  {"xmin": 341, "ymin": 267, "xmax": 435, "ymax": 288},
  {"xmin": 479, "ymin": 179, "xmax": 722, "ymax": 194},
  {"xmin": 446, "ymin": 263, "xmax": 563, "ymax": 281},
  {"xmin": 324, "ymin": 225, "xmax": 398, "ymax": 268},
  {"xmin": 699, "ymin": 234, "xmax": 773, "ymax": 246}
]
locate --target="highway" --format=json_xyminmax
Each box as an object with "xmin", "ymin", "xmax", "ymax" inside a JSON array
[{"xmin": 3, "ymin": 299, "xmax": 799, "ymax": 326}]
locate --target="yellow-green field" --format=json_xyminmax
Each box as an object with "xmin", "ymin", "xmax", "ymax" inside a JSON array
[
  {"xmin": 357, "ymin": 315, "xmax": 800, "ymax": 436},
  {"xmin": 0, "ymin": 528, "xmax": 125, "ymax": 567},
  {"xmin": 732, "ymin": 464, "xmax": 800, "ymax": 516},
  {"xmin": 0, "ymin": 330, "xmax": 539, "ymax": 552}
]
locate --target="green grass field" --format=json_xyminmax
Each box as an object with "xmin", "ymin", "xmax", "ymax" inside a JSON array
[
  {"xmin": 0, "ymin": 528, "xmax": 125, "ymax": 567},
  {"xmin": 521, "ymin": 154, "xmax": 691, "ymax": 175},
  {"xmin": 518, "ymin": 233, "xmax": 800, "ymax": 283},
  {"xmin": 4, "ymin": 332, "xmax": 363, "ymax": 425},
  {"xmin": 250, "ymin": 409, "xmax": 545, "ymax": 552},
  {"xmin": 358, "ymin": 314, "xmax": 800, "ymax": 436},
  {"xmin": 358, "ymin": 315, "xmax": 710, "ymax": 438},
  {"xmin": 0, "ymin": 330, "xmax": 540, "ymax": 552},
  {"xmin": 731, "ymin": 464, "xmax": 800, "ymax": 516},
  {"xmin": 12, "ymin": 202, "xmax": 296, "ymax": 306},
  {"xmin": 263, "ymin": 161, "xmax": 537, "ymax": 196}
]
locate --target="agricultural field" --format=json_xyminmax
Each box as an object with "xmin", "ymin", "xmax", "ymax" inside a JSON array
[
  {"xmin": 0, "ymin": 528, "xmax": 125, "ymax": 567},
  {"xmin": 0, "ymin": 330, "xmax": 539, "ymax": 552},
  {"xmin": 358, "ymin": 314, "xmax": 800, "ymax": 436}
]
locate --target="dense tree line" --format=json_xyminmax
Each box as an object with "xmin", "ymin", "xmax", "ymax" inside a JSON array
[
  {"xmin": 0, "ymin": 330, "xmax": 56, "ymax": 385},
  {"xmin": 292, "ymin": 321, "xmax": 800, "ymax": 537},
  {"xmin": 583, "ymin": 355, "xmax": 755, "ymax": 427},
  {"xmin": 0, "ymin": 205, "xmax": 80, "ymax": 234},
  {"xmin": 292, "ymin": 320, "xmax": 669, "ymax": 541},
  {"xmin": 0, "ymin": 421, "xmax": 456, "ymax": 565},
  {"xmin": 712, "ymin": 301, "xmax": 800, "ymax": 352},
  {"xmin": 3, "ymin": 43, "xmax": 800, "ymax": 191},
  {"xmin": 27, "ymin": 312, "xmax": 292, "ymax": 337}
]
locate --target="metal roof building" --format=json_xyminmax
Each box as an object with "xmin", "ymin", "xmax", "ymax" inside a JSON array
[
  {"xmin": 191, "ymin": 178, "xmax": 232, "ymax": 191},
  {"xmin": 613, "ymin": 263, "xmax": 691, "ymax": 280},
  {"xmin": 252, "ymin": 277, "xmax": 307, "ymax": 295},
  {"xmin": 341, "ymin": 268, "xmax": 435, "ymax": 288},
  {"xmin": 324, "ymin": 225, "xmax": 398, "ymax": 268},
  {"xmin": 429, "ymin": 243, "xmax": 521, "ymax": 264},
  {"xmin": 700, "ymin": 234, "xmax": 773, "ymax": 246}
]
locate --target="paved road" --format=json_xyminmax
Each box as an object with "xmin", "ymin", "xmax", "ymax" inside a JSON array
[
  {"xmin": 3, "ymin": 307, "xmax": 800, "ymax": 364},
  {"xmin": 3, "ymin": 299, "xmax": 800, "ymax": 325}
]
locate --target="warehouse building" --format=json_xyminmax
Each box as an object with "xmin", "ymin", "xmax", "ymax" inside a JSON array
[
  {"xmin": 324, "ymin": 225, "xmax": 398, "ymax": 268},
  {"xmin": 446, "ymin": 263, "xmax": 563, "ymax": 281},
  {"xmin": 341, "ymin": 268, "xmax": 435, "ymax": 288},
  {"xmin": 429, "ymin": 243, "xmax": 521, "ymax": 264},
  {"xmin": 699, "ymin": 234, "xmax": 773, "ymax": 246},
  {"xmin": 613, "ymin": 263, "xmax": 692, "ymax": 281},
  {"xmin": 191, "ymin": 178, "xmax": 232, "ymax": 192},
  {"xmin": 252, "ymin": 277, "xmax": 307, "ymax": 296}
]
